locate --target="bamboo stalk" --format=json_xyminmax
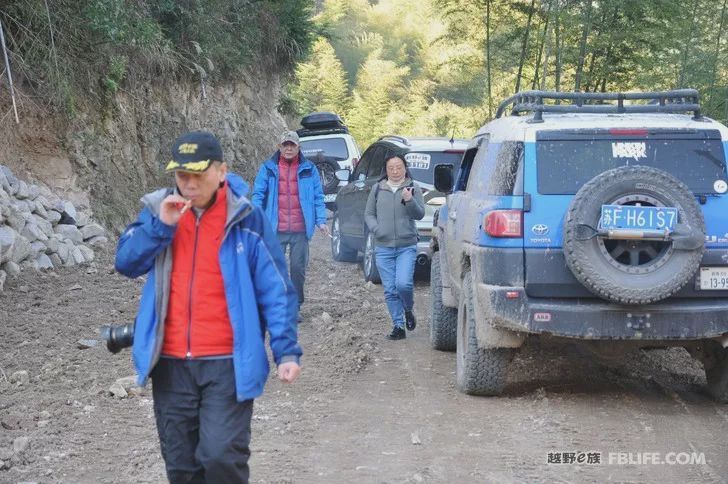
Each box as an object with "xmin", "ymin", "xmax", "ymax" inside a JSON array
[{"xmin": 0, "ymin": 18, "xmax": 19, "ymax": 124}]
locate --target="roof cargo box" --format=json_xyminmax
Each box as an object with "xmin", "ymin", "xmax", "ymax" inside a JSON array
[{"xmin": 300, "ymin": 112, "xmax": 347, "ymax": 130}]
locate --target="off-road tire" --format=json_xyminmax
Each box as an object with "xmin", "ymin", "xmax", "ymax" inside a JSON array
[
  {"xmin": 564, "ymin": 166, "xmax": 705, "ymax": 305},
  {"xmin": 706, "ymin": 347, "xmax": 728, "ymax": 403},
  {"xmin": 331, "ymin": 214, "xmax": 358, "ymax": 262},
  {"xmin": 362, "ymin": 230, "xmax": 381, "ymax": 284},
  {"xmin": 430, "ymin": 252, "xmax": 456, "ymax": 351},
  {"xmin": 456, "ymin": 272, "xmax": 515, "ymax": 395},
  {"xmin": 313, "ymin": 157, "xmax": 341, "ymax": 194}
]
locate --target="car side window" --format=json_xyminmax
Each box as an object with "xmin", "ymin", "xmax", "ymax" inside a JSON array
[
  {"xmin": 463, "ymin": 136, "xmax": 489, "ymax": 192},
  {"xmin": 465, "ymin": 140, "xmax": 524, "ymax": 196},
  {"xmin": 367, "ymin": 146, "xmax": 388, "ymax": 179},
  {"xmin": 353, "ymin": 146, "xmax": 375, "ymax": 180}
]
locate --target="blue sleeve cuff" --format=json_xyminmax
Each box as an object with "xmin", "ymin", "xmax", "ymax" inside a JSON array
[
  {"xmin": 279, "ymin": 355, "xmax": 301, "ymax": 366},
  {"xmin": 152, "ymin": 216, "xmax": 177, "ymax": 238}
]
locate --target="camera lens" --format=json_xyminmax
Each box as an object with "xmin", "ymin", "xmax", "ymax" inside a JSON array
[{"xmin": 100, "ymin": 323, "xmax": 134, "ymax": 354}]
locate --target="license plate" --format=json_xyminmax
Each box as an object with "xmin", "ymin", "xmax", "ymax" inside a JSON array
[
  {"xmin": 600, "ymin": 205, "xmax": 678, "ymax": 232},
  {"xmin": 699, "ymin": 267, "xmax": 728, "ymax": 290},
  {"xmin": 324, "ymin": 193, "xmax": 337, "ymax": 202}
]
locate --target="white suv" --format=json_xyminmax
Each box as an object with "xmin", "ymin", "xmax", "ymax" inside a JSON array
[{"xmin": 297, "ymin": 112, "xmax": 361, "ymax": 209}]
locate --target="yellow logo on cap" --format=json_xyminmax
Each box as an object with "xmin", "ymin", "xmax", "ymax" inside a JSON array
[{"xmin": 178, "ymin": 143, "xmax": 198, "ymax": 154}]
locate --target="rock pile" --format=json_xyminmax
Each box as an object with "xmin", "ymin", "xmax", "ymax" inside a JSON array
[{"xmin": 0, "ymin": 165, "xmax": 108, "ymax": 291}]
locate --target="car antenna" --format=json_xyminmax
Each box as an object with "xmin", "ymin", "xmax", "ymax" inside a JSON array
[{"xmin": 449, "ymin": 127, "xmax": 456, "ymax": 145}]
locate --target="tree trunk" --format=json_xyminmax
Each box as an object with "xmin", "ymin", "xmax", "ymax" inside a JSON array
[
  {"xmin": 486, "ymin": 0, "xmax": 492, "ymax": 117},
  {"xmin": 708, "ymin": 0, "xmax": 728, "ymax": 106},
  {"xmin": 554, "ymin": 0, "xmax": 561, "ymax": 94},
  {"xmin": 532, "ymin": 0, "xmax": 553, "ymax": 90},
  {"xmin": 574, "ymin": 0, "xmax": 593, "ymax": 92},
  {"xmin": 677, "ymin": 0, "xmax": 701, "ymax": 88},
  {"xmin": 515, "ymin": 0, "xmax": 537, "ymax": 93}
]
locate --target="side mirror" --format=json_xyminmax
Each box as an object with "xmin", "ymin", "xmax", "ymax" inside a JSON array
[
  {"xmin": 335, "ymin": 169, "xmax": 350, "ymax": 182},
  {"xmin": 434, "ymin": 164, "xmax": 455, "ymax": 193}
]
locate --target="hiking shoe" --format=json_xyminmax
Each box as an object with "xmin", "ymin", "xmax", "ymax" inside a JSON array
[
  {"xmin": 405, "ymin": 310, "xmax": 416, "ymax": 331},
  {"xmin": 386, "ymin": 327, "xmax": 406, "ymax": 340}
]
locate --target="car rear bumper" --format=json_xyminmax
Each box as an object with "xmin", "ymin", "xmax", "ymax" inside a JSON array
[{"xmin": 476, "ymin": 283, "xmax": 728, "ymax": 340}]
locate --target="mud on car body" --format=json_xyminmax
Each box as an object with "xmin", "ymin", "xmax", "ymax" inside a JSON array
[{"xmin": 430, "ymin": 89, "xmax": 728, "ymax": 402}]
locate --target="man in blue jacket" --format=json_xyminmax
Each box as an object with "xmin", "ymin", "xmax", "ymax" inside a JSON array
[
  {"xmin": 116, "ymin": 131, "xmax": 302, "ymax": 483},
  {"xmin": 251, "ymin": 131, "xmax": 329, "ymax": 314}
]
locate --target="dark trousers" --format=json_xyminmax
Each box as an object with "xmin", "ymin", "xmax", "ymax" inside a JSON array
[
  {"xmin": 151, "ymin": 358, "xmax": 253, "ymax": 484},
  {"xmin": 277, "ymin": 231, "xmax": 309, "ymax": 305}
]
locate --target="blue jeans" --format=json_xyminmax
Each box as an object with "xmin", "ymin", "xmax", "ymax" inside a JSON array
[{"xmin": 374, "ymin": 245, "xmax": 416, "ymax": 329}]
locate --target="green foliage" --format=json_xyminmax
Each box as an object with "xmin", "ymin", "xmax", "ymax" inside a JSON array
[
  {"xmin": 0, "ymin": 0, "xmax": 316, "ymax": 112},
  {"xmin": 291, "ymin": 37, "xmax": 349, "ymax": 115}
]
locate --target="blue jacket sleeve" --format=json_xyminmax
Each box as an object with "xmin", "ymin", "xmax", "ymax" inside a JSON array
[
  {"xmin": 310, "ymin": 164, "xmax": 327, "ymax": 226},
  {"xmin": 251, "ymin": 165, "xmax": 268, "ymax": 209},
  {"xmin": 115, "ymin": 207, "xmax": 176, "ymax": 278},
  {"xmin": 246, "ymin": 209, "xmax": 302, "ymax": 365}
]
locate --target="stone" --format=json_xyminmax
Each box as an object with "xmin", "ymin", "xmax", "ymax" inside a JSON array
[
  {"xmin": 12, "ymin": 436, "xmax": 29, "ymax": 454},
  {"xmin": 28, "ymin": 183, "xmax": 40, "ymax": 200},
  {"xmin": 31, "ymin": 214, "xmax": 53, "ymax": 238},
  {"xmin": 54, "ymin": 224, "xmax": 83, "ymax": 244},
  {"xmin": 10, "ymin": 371, "xmax": 29, "ymax": 386},
  {"xmin": 0, "ymin": 165, "xmax": 17, "ymax": 186},
  {"xmin": 71, "ymin": 246, "xmax": 85, "ymax": 265},
  {"xmin": 0, "ymin": 226, "xmax": 16, "ymax": 264},
  {"xmin": 56, "ymin": 243, "xmax": 71, "ymax": 264},
  {"xmin": 87, "ymin": 235, "xmax": 109, "ymax": 248},
  {"xmin": 109, "ymin": 382, "xmax": 128, "ymax": 398},
  {"xmin": 115, "ymin": 376, "xmax": 138, "ymax": 391},
  {"xmin": 80, "ymin": 223, "xmax": 105, "ymax": 240},
  {"xmin": 22, "ymin": 222, "xmax": 49, "ymax": 243},
  {"xmin": 2, "ymin": 261, "xmax": 20, "ymax": 277},
  {"xmin": 36, "ymin": 195, "xmax": 53, "ymax": 211},
  {"xmin": 34, "ymin": 254, "xmax": 53, "ymax": 271},
  {"xmin": 5, "ymin": 205, "xmax": 25, "ymax": 232},
  {"xmin": 319, "ymin": 312, "xmax": 333, "ymax": 326},
  {"xmin": 0, "ymin": 447, "xmax": 12, "ymax": 461},
  {"xmin": 30, "ymin": 241, "xmax": 46, "ymax": 258},
  {"xmin": 46, "ymin": 210, "xmax": 62, "ymax": 224},
  {"xmin": 15, "ymin": 180, "xmax": 30, "ymax": 199},
  {"xmin": 0, "ymin": 186, "xmax": 8, "ymax": 200},
  {"xmin": 75, "ymin": 211, "xmax": 91, "ymax": 227},
  {"xmin": 0, "ymin": 168, "xmax": 10, "ymax": 192},
  {"xmin": 76, "ymin": 339, "xmax": 98, "ymax": 349},
  {"xmin": 44, "ymin": 237, "xmax": 59, "ymax": 254},
  {"xmin": 0, "ymin": 270, "xmax": 5, "ymax": 292},
  {"xmin": 62, "ymin": 201, "xmax": 78, "ymax": 221},
  {"xmin": 77, "ymin": 245, "xmax": 95, "ymax": 263},
  {"xmin": 32, "ymin": 200, "xmax": 49, "ymax": 219},
  {"xmin": 12, "ymin": 199, "xmax": 32, "ymax": 214},
  {"xmin": 49, "ymin": 253, "xmax": 62, "ymax": 268},
  {"xmin": 9, "ymin": 233, "xmax": 31, "ymax": 263}
]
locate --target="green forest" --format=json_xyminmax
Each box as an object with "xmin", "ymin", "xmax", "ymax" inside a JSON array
[{"xmin": 289, "ymin": 0, "xmax": 728, "ymax": 146}]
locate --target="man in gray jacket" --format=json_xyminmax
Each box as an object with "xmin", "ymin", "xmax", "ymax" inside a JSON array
[{"xmin": 364, "ymin": 155, "xmax": 425, "ymax": 340}]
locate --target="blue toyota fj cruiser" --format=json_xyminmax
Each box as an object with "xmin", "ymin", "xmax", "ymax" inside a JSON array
[{"xmin": 431, "ymin": 90, "xmax": 728, "ymax": 402}]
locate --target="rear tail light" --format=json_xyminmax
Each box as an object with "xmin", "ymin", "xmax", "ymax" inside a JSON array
[
  {"xmin": 608, "ymin": 128, "xmax": 648, "ymax": 136},
  {"xmin": 484, "ymin": 210, "xmax": 523, "ymax": 238}
]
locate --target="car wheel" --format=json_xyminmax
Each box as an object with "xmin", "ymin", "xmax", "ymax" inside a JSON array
[
  {"xmin": 331, "ymin": 214, "xmax": 358, "ymax": 262},
  {"xmin": 362, "ymin": 230, "xmax": 381, "ymax": 284},
  {"xmin": 563, "ymin": 165, "xmax": 705, "ymax": 305},
  {"xmin": 430, "ymin": 252, "xmax": 456, "ymax": 351},
  {"xmin": 456, "ymin": 271, "xmax": 515, "ymax": 396}
]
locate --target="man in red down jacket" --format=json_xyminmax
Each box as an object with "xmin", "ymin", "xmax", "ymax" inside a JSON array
[
  {"xmin": 251, "ymin": 131, "xmax": 329, "ymax": 318},
  {"xmin": 116, "ymin": 131, "xmax": 302, "ymax": 483}
]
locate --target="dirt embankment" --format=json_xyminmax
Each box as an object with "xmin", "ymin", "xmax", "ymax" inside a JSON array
[{"xmin": 0, "ymin": 71, "xmax": 289, "ymax": 233}]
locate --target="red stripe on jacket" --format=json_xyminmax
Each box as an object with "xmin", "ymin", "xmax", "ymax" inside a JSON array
[
  {"xmin": 277, "ymin": 155, "xmax": 305, "ymax": 233},
  {"xmin": 162, "ymin": 184, "xmax": 233, "ymax": 358}
]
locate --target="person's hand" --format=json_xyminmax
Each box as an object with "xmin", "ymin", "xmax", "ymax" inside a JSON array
[
  {"xmin": 159, "ymin": 194, "xmax": 192, "ymax": 226},
  {"xmin": 318, "ymin": 224, "xmax": 331, "ymax": 237},
  {"xmin": 278, "ymin": 362, "xmax": 301, "ymax": 383},
  {"xmin": 401, "ymin": 187, "xmax": 414, "ymax": 202}
]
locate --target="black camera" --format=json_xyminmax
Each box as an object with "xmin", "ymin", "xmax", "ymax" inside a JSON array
[{"xmin": 100, "ymin": 323, "xmax": 134, "ymax": 354}]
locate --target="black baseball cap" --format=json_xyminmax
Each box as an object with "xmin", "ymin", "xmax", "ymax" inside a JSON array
[{"xmin": 166, "ymin": 131, "xmax": 223, "ymax": 173}]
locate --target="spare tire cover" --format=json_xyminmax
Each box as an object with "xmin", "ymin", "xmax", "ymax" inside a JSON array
[{"xmin": 563, "ymin": 165, "xmax": 705, "ymax": 304}]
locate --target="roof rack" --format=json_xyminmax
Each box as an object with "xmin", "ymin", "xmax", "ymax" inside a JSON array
[
  {"xmin": 296, "ymin": 126, "xmax": 349, "ymax": 138},
  {"xmin": 378, "ymin": 135, "xmax": 410, "ymax": 146},
  {"xmin": 495, "ymin": 89, "xmax": 703, "ymax": 123}
]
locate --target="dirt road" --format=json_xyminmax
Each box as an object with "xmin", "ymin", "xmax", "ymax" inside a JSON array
[{"xmin": 1, "ymin": 234, "xmax": 727, "ymax": 483}]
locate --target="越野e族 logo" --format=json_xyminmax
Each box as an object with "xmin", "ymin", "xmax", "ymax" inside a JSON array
[{"xmin": 532, "ymin": 224, "xmax": 549, "ymax": 236}]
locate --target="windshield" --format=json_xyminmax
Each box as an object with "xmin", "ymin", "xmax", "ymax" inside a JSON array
[
  {"xmin": 300, "ymin": 138, "xmax": 349, "ymax": 161},
  {"xmin": 536, "ymin": 132, "xmax": 727, "ymax": 194},
  {"xmin": 405, "ymin": 151, "xmax": 464, "ymax": 185}
]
